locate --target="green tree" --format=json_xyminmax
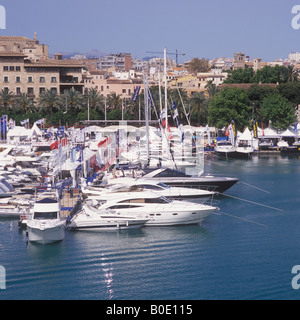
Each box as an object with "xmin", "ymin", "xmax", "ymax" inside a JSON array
[
  {"xmin": 107, "ymin": 92, "xmax": 122, "ymax": 109},
  {"xmin": 84, "ymin": 88, "xmax": 105, "ymax": 115},
  {"xmin": 246, "ymin": 84, "xmax": 278, "ymax": 123},
  {"xmin": 13, "ymin": 93, "xmax": 36, "ymax": 114},
  {"xmin": 188, "ymin": 58, "xmax": 210, "ymax": 75},
  {"xmin": 0, "ymin": 89, "xmax": 14, "ymax": 113},
  {"xmin": 189, "ymin": 92, "xmax": 208, "ymax": 125},
  {"xmin": 208, "ymin": 88, "xmax": 251, "ymax": 130},
  {"xmin": 277, "ymin": 82, "xmax": 300, "ymax": 105},
  {"xmin": 60, "ymin": 89, "xmax": 83, "ymax": 125},
  {"xmin": 224, "ymin": 68, "xmax": 255, "ymax": 84},
  {"xmin": 261, "ymin": 93, "xmax": 296, "ymax": 130},
  {"xmin": 38, "ymin": 89, "xmax": 59, "ymax": 124}
]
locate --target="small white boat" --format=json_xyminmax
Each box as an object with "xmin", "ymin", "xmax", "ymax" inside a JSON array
[
  {"xmin": 27, "ymin": 190, "xmax": 65, "ymax": 244},
  {"xmin": 67, "ymin": 205, "xmax": 149, "ymax": 231}
]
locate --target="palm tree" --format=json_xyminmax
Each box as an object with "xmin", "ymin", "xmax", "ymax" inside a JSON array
[
  {"xmin": 14, "ymin": 93, "xmax": 36, "ymax": 115},
  {"xmin": 205, "ymin": 81, "xmax": 219, "ymax": 99},
  {"xmin": 189, "ymin": 92, "xmax": 209, "ymax": 125},
  {"xmin": 0, "ymin": 89, "xmax": 14, "ymax": 113},
  {"xmin": 60, "ymin": 89, "xmax": 83, "ymax": 125},
  {"xmin": 107, "ymin": 92, "xmax": 122, "ymax": 110},
  {"xmin": 84, "ymin": 88, "xmax": 105, "ymax": 114},
  {"xmin": 38, "ymin": 89, "xmax": 59, "ymax": 123}
]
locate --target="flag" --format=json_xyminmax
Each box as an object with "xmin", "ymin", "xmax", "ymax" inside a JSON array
[
  {"xmin": 225, "ymin": 124, "xmax": 230, "ymax": 136},
  {"xmin": 160, "ymin": 110, "xmax": 166, "ymax": 120},
  {"xmin": 20, "ymin": 119, "xmax": 29, "ymax": 126},
  {"xmin": 253, "ymin": 120, "xmax": 258, "ymax": 139},
  {"xmin": 148, "ymin": 90, "xmax": 154, "ymax": 108},
  {"xmin": 171, "ymin": 101, "xmax": 177, "ymax": 111},
  {"xmin": 36, "ymin": 118, "xmax": 44, "ymax": 125},
  {"xmin": 294, "ymin": 123, "xmax": 298, "ymax": 133},
  {"xmin": 173, "ymin": 109, "xmax": 178, "ymax": 119},
  {"xmin": 132, "ymin": 86, "xmax": 141, "ymax": 102},
  {"xmin": 228, "ymin": 124, "xmax": 235, "ymax": 145}
]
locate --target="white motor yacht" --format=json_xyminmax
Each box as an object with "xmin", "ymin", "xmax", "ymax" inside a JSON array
[
  {"xmin": 67, "ymin": 205, "xmax": 149, "ymax": 231},
  {"xmin": 89, "ymin": 191, "xmax": 218, "ymax": 227},
  {"xmin": 84, "ymin": 178, "xmax": 215, "ymax": 203},
  {"xmin": 214, "ymin": 140, "xmax": 236, "ymax": 159},
  {"xmin": 27, "ymin": 190, "xmax": 65, "ymax": 244}
]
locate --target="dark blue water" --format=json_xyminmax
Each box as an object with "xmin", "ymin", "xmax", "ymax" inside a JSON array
[{"xmin": 1, "ymin": 154, "xmax": 300, "ymax": 300}]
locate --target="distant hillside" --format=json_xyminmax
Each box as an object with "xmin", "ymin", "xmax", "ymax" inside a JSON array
[{"xmin": 50, "ymin": 49, "xmax": 106, "ymax": 59}]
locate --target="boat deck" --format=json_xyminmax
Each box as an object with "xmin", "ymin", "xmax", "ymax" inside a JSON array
[{"xmin": 60, "ymin": 188, "xmax": 81, "ymax": 219}]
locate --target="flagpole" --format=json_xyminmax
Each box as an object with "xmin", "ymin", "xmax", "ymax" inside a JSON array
[{"xmin": 158, "ymin": 70, "xmax": 162, "ymax": 115}]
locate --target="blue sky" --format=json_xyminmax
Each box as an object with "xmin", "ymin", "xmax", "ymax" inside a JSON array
[{"xmin": 0, "ymin": 0, "xmax": 299, "ymax": 62}]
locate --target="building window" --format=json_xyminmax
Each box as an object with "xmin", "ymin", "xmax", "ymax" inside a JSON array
[
  {"xmin": 16, "ymin": 66, "xmax": 21, "ymax": 71},
  {"xmin": 3, "ymin": 66, "xmax": 8, "ymax": 71},
  {"xmin": 51, "ymin": 77, "xmax": 57, "ymax": 83},
  {"xmin": 4, "ymin": 77, "xmax": 8, "ymax": 83},
  {"xmin": 40, "ymin": 77, "xmax": 45, "ymax": 83},
  {"xmin": 9, "ymin": 66, "xmax": 14, "ymax": 71},
  {"xmin": 16, "ymin": 77, "xmax": 21, "ymax": 83},
  {"xmin": 27, "ymin": 88, "xmax": 34, "ymax": 95},
  {"xmin": 16, "ymin": 87, "xmax": 21, "ymax": 95},
  {"xmin": 39, "ymin": 88, "xmax": 46, "ymax": 94},
  {"xmin": 122, "ymin": 89, "xmax": 126, "ymax": 94},
  {"xmin": 101, "ymin": 86, "xmax": 104, "ymax": 91},
  {"xmin": 28, "ymin": 77, "xmax": 33, "ymax": 83},
  {"xmin": 51, "ymin": 87, "xmax": 57, "ymax": 93}
]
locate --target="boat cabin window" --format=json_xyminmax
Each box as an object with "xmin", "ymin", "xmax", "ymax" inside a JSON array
[
  {"xmin": 119, "ymin": 197, "xmax": 171, "ymax": 204},
  {"xmin": 108, "ymin": 205, "xmax": 143, "ymax": 210},
  {"xmin": 157, "ymin": 182, "xmax": 170, "ymax": 189},
  {"xmin": 218, "ymin": 141, "xmax": 232, "ymax": 146},
  {"xmin": 138, "ymin": 184, "xmax": 161, "ymax": 190},
  {"xmin": 153, "ymin": 168, "xmax": 190, "ymax": 178},
  {"xmin": 33, "ymin": 211, "xmax": 58, "ymax": 220}
]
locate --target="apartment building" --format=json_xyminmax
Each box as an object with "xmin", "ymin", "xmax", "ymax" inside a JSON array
[
  {"xmin": 0, "ymin": 51, "xmax": 84, "ymax": 97},
  {"xmin": 98, "ymin": 53, "xmax": 132, "ymax": 71}
]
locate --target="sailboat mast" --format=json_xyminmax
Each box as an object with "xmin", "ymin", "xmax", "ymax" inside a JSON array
[
  {"xmin": 164, "ymin": 48, "xmax": 168, "ymax": 130},
  {"xmin": 143, "ymin": 69, "xmax": 150, "ymax": 166}
]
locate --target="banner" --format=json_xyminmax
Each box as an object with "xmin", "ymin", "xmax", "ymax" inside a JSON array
[
  {"xmin": 132, "ymin": 86, "xmax": 141, "ymax": 102},
  {"xmin": 253, "ymin": 120, "xmax": 258, "ymax": 139}
]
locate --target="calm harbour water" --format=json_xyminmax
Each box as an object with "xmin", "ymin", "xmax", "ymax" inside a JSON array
[{"xmin": 1, "ymin": 154, "xmax": 300, "ymax": 300}]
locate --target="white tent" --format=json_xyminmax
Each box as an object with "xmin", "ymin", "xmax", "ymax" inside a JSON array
[
  {"xmin": 280, "ymin": 128, "xmax": 296, "ymax": 137},
  {"xmin": 259, "ymin": 127, "xmax": 279, "ymax": 138},
  {"xmin": 29, "ymin": 122, "xmax": 43, "ymax": 138},
  {"xmin": 238, "ymin": 127, "xmax": 253, "ymax": 140},
  {"xmin": 7, "ymin": 126, "xmax": 31, "ymax": 143}
]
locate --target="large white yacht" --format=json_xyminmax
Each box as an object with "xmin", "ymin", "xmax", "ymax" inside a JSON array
[
  {"xmin": 86, "ymin": 191, "xmax": 218, "ymax": 227},
  {"xmin": 83, "ymin": 178, "xmax": 215, "ymax": 203},
  {"xmin": 27, "ymin": 190, "xmax": 65, "ymax": 244}
]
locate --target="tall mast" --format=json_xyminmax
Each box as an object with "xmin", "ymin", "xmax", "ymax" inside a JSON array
[
  {"xmin": 143, "ymin": 69, "xmax": 150, "ymax": 166},
  {"xmin": 164, "ymin": 48, "xmax": 168, "ymax": 130}
]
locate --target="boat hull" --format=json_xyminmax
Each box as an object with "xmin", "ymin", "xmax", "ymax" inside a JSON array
[
  {"xmin": 27, "ymin": 223, "xmax": 65, "ymax": 244},
  {"xmin": 69, "ymin": 218, "xmax": 148, "ymax": 231},
  {"xmin": 159, "ymin": 177, "xmax": 238, "ymax": 193}
]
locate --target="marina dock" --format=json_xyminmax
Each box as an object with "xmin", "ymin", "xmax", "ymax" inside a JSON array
[{"xmin": 60, "ymin": 188, "xmax": 82, "ymax": 219}]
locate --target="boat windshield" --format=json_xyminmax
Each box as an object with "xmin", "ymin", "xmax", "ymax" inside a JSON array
[
  {"xmin": 157, "ymin": 182, "xmax": 171, "ymax": 189},
  {"xmin": 33, "ymin": 211, "xmax": 58, "ymax": 220}
]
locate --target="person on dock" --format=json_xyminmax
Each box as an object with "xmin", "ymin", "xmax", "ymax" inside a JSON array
[{"xmin": 69, "ymin": 186, "xmax": 73, "ymax": 198}]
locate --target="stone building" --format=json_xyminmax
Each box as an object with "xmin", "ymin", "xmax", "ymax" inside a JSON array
[{"xmin": 0, "ymin": 51, "xmax": 84, "ymax": 97}]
